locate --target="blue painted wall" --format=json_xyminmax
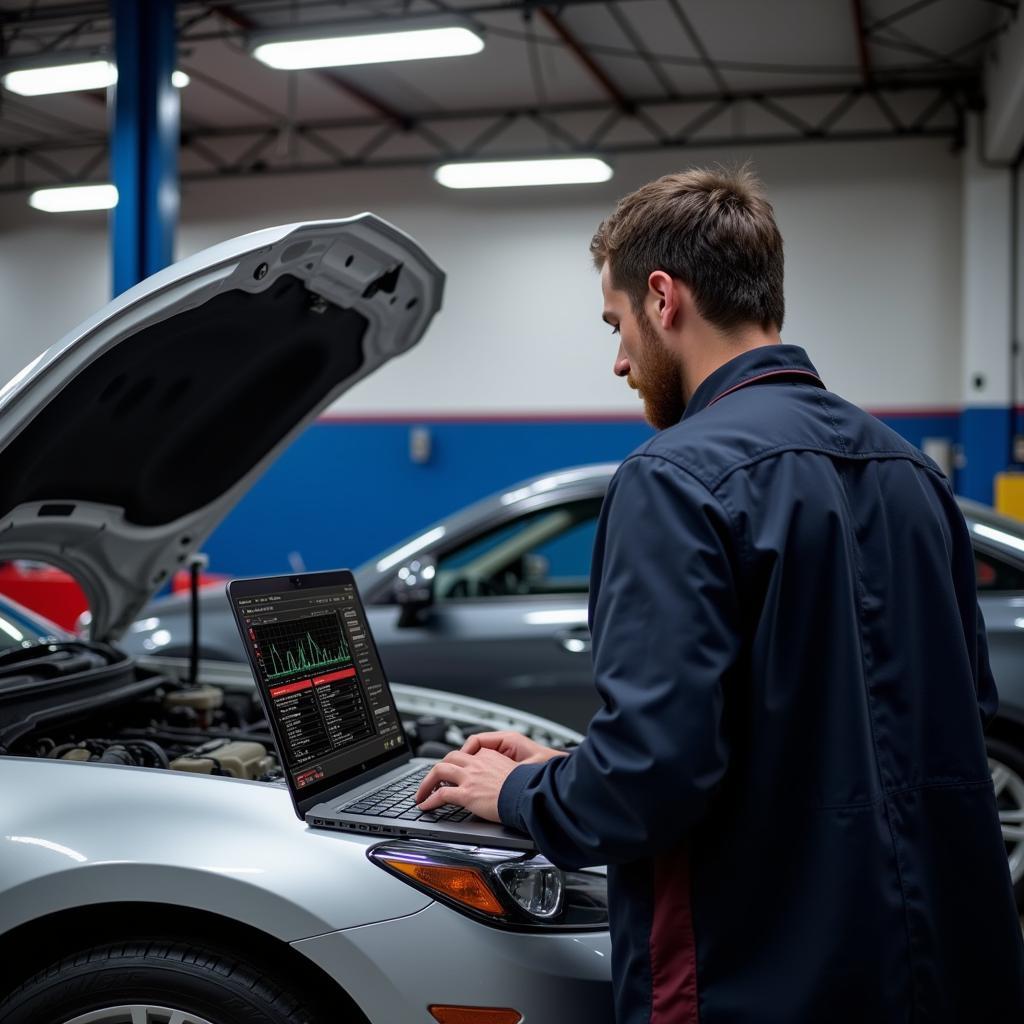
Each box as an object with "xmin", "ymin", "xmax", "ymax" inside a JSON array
[
  {"xmin": 872, "ymin": 413, "xmax": 960, "ymax": 452},
  {"xmin": 201, "ymin": 408, "xmax": 1010, "ymax": 578},
  {"xmin": 203, "ymin": 418, "xmax": 655, "ymax": 577},
  {"xmin": 960, "ymin": 407, "xmax": 1013, "ymax": 506}
]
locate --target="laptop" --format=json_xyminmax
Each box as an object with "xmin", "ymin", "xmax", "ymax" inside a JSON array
[{"xmin": 226, "ymin": 569, "xmax": 534, "ymax": 850}]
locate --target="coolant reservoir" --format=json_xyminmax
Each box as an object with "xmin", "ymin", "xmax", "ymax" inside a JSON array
[
  {"xmin": 210, "ymin": 740, "xmax": 274, "ymax": 780},
  {"xmin": 169, "ymin": 756, "xmax": 217, "ymax": 774},
  {"xmin": 164, "ymin": 685, "xmax": 224, "ymax": 712},
  {"xmin": 169, "ymin": 735, "xmax": 273, "ymax": 779}
]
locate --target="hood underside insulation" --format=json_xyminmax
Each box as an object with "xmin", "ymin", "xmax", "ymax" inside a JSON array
[{"xmin": 0, "ymin": 275, "xmax": 367, "ymax": 527}]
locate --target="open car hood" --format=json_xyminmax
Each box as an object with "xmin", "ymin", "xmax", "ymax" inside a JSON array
[{"xmin": 0, "ymin": 215, "xmax": 444, "ymax": 643}]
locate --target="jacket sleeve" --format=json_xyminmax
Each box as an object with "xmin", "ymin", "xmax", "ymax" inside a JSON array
[{"xmin": 497, "ymin": 453, "xmax": 741, "ymax": 869}]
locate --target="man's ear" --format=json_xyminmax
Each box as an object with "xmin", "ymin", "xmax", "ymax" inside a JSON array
[{"xmin": 647, "ymin": 270, "xmax": 681, "ymax": 330}]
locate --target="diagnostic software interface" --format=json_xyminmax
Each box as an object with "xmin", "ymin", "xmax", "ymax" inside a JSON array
[{"xmin": 234, "ymin": 581, "xmax": 404, "ymax": 791}]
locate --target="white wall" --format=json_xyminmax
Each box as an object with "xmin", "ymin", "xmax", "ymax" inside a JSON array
[
  {"xmin": 0, "ymin": 137, "xmax": 963, "ymax": 413},
  {"xmin": 961, "ymin": 115, "xmax": 1014, "ymax": 410}
]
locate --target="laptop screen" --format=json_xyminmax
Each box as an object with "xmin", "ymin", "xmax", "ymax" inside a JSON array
[{"xmin": 229, "ymin": 571, "xmax": 410, "ymax": 807}]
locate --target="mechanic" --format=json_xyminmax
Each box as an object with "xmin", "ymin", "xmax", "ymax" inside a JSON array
[{"xmin": 416, "ymin": 166, "xmax": 1024, "ymax": 1023}]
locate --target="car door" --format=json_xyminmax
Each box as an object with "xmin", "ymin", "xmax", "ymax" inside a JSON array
[
  {"xmin": 973, "ymin": 544, "xmax": 1024, "ymax": 719},
  {"xmin": 968, "ymin": 540, "xmax": 1024, "ymax": 900},
  {"xmin": 367, "ymin": 498, "xmax": 603, "ymax": 731}
]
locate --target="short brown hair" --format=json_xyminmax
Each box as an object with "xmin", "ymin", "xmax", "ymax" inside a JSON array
[{"xmin": 590, "ymin": 165, "xmax": 785, "ymax": 332}]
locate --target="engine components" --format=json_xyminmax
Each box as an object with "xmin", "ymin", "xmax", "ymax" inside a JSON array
[
  {"xmin": 50, "ymin": 737, "xmax": 170, "ymax": 769},
  {"xmin": 169, "ymin": 739, "xmax": 273, "ymax": 780},
  {"xmin": 164, "ymin": 685, "xmax": 223, "ymax": 712},
  {"xmin": 164, "ymin": 685, "xmax": 224, "ymax": 727}
]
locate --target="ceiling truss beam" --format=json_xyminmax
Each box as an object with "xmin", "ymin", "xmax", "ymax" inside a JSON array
[
  {"xmin": 605, "ymin": 1, "xmax": 676, "ymax": 97},
  {"xmin": 0, "ymin": 79, "xmax": 974, "ymax": 194},
  {"xmin": 665, "ymin": 0, "xmax": 728, "ymax": 94},
  {"xmin": 850, "ymin": 0, "xmax": 873, "ymax": 86},
  {"xmin": 536, "ymin": 6, "xmax": 632, "ymax": 112}
]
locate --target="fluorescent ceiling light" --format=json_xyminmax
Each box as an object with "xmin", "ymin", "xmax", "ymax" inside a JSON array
[
  {"xmin": 2, "ymin": 59, "xmax": 116, "ymax": 96},
  {"xmin": 29, "ymin": 184, "xmax": 118, "ymax": 213},
  {"xmin": 435, "ymin": 157, "xmax": 613, "ymax": 190},
  {"xmin": 2, "ymin": 60, "xmax": 188, "ymax": 95},
  {"xmin": 253, "ymin": 26, "xmax": 483, "ymax": 70}
]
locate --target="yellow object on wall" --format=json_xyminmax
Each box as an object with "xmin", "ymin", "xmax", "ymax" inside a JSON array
[{"xmin": 995, "ymin": 472, "xmax": 1024, "ymax": 521}]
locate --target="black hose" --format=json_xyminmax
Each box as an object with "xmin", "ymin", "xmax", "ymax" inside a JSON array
[
  {"xmin": 127, "ymin": 738, "xmax": 171, "ymax": 769},
  {"xmin": 116, "ymin": 726, "xmax": 275, "ymax": 747}
]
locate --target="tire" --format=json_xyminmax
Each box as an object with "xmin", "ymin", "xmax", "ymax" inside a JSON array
[
  {"xmin": 987, "ymin": 737, "xmax": 1024, "ymax": 909},
  {"xmin": 0, "ymin": 941, "xmax": 329, "ymax": 1024}
]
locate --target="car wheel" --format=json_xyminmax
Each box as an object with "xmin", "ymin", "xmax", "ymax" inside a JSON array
[
  {"xmin": 988, "ymin": 738, "xmax": 1024, "ymax": 907},
  {"xmin": 0, "ymin": 941, "xmax": 328, "ymax": 1024}
]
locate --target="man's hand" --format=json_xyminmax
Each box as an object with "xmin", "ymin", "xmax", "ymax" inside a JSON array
[
  {"xmin": 461, "ymin": 730, "xmax": 570, "ymax": 764},
  {"xmin": 414, "ymin": 748, "xmax": 520, "ymax": 822}
]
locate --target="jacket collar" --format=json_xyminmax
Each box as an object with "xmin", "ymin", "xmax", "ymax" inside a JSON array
[{"xmin": 681, "ymin": 344, "xmax": 825, "ymax": 422}]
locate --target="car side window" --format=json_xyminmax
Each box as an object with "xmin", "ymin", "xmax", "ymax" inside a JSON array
[
  {"xmin": 975, "ymin": 551, "xmax": 1024, "ymax": 592},
  {"xmin": 434, "ymin": 499, "xmax": 602, "ymax": 601}
]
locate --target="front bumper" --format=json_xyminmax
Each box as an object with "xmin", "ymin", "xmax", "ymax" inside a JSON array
[{"xmin": 292, "ymin": 901, "xmax": 614, "ymax": 1023}]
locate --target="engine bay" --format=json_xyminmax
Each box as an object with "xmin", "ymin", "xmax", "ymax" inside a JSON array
[{"xmin": 0, "ymin": 641, "xmax": 489, "ymax": 782}]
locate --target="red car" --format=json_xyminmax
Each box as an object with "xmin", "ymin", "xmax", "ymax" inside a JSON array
[{"xmin": 0, "ymin": 560, "xmax": 226, "ymax": 631}]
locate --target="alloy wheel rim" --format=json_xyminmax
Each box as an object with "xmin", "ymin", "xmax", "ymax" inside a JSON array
[
  {"xmin": 991, "ymin": 756, "xmax": 1024, "ymax": 886},
  {"xmin": 62, "ymin": 1008, "xmax": 218, "ymax": 1024}
]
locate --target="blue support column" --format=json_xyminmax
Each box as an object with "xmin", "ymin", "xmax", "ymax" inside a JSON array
[{"xmin": 111, "ymin": 0, "xmax": 179, "ymax": 296}]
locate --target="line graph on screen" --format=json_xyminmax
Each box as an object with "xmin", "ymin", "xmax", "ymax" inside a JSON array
[{"xmin": 253, "ymin": 613, "xmax": 352, "ymax": 680}]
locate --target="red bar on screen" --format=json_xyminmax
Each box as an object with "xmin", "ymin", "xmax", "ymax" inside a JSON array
[
  {"xmin": 269, "ymin": 679, "xmax": 313, "ymax": 698},
  {"xmin": 312, "ymin": 667, "xmax": 357, "ymax": 686}
]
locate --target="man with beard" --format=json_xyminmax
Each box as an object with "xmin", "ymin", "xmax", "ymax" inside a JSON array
[{"xmin": 416, "ymin": 166, "xmax": 1024, "ymax": 1023}]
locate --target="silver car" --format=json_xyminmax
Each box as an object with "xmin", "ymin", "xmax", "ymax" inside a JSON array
[
  {"xmin": 0, "ymin": 217, "xmax": 613, "ymax": 1024},
  {"xmin": 127, "ymin": 465, "xmax": 1024, "ymax": 910}
]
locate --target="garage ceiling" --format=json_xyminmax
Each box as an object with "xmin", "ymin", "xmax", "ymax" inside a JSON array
[{"xmin": 0, "ymin": 0, "xmax": 1016, "ymax": 191}]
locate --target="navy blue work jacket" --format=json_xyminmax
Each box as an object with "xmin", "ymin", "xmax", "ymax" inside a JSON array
[{"xmin": 498, "ymin": 345, "xmax": 1024, "ymax": 1024}]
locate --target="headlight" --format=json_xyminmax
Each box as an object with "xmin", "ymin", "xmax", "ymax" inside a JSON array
[
  {"xmin": 369, "ymin": 840, "xmax": 608, "ymax": 931},
  {"xmin": 494, "ymin": 860, "xmax": 563, "ymax": 918}
]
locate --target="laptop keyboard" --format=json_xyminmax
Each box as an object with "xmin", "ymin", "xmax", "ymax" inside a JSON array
[{"xmin": 340, "ymin": 766, "xmax": 473, "ymax": 823}]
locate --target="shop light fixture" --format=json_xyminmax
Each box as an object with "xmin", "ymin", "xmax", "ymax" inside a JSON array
[
  {"xmin": 28, "ymin": 184, "xmax": 118, "ymax": 213},
  {"xmin": 435, "ymin": 157, "xmax": 613, "ymax": 190},
  {"xmin": 3, "ymin": 59, "xmax": 116, "ymax": 96},
  {"xmin": 2, "ymin": 59, "xmax": 190, "ymax": 96},
  {"xmin": 252, "ymin": 24, "xmax": 483, "ymax": 70}
]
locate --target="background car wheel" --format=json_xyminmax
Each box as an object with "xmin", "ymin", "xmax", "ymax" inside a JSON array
[
  {"xmin": 0, "ymin": 941, "xmax": 329, "ymax": 1024},
  {"xmin": 988, "ymin": 738, "xmax": 1024, "ymax": 908}
]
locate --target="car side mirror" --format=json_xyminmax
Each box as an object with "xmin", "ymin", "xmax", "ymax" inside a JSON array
[
  {"xmin": 394, "ymin": 557, "xmax": 436, "ymax": 628},
  {"xmin": 522, "ymin": 553, "xmax": 549, "ymax": 586}
]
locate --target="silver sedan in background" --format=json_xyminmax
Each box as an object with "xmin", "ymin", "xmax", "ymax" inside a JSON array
[{"xmin": 126, "ymin": 466, "xmax": 1024, "ymax": 906}]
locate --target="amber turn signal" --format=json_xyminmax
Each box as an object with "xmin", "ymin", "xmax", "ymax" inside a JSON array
[
  {"xmin": 429, "ymin": 1007, "xmax": 523, "ymax": 1024},
  {"xmin": 380, "ymin": 857, "xmax": 506, "ymax": 915}
]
